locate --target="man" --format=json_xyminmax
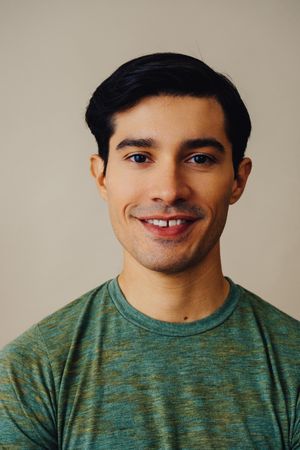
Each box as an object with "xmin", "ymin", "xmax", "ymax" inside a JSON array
[{"xmin": 0, "ymin": 53, "xmax": 299, "ymax": 449}]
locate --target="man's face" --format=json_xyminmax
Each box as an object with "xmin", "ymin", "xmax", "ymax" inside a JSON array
[{"xmin": 92, "ymin": 95, "xmax": 251, "ymax": 274}]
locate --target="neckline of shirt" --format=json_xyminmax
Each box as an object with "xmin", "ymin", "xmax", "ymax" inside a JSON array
[{"xmin": 107, "ymin": 277, "xmax": 241, "ymax": 337}]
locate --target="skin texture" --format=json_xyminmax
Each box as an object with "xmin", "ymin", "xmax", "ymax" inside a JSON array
[{"xmin": 91, "ymin": 95, "xmax": 252, "ymax": 322}]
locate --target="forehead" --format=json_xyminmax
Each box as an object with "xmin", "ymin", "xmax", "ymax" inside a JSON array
[{"xmin": 110, "ymin": 95, "xmax": 229, "ymax": 146}]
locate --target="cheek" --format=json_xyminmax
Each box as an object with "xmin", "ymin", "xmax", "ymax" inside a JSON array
[
  {"xmin": 105, "ymin": 178, "xmax": 142, "ymax": 220},
  {"xmin": 201, "ymin": 175, "xmax": 234, "ymax": 213}
]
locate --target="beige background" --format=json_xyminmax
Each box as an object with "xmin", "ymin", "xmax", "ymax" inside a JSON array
[{"xmin": 1, "ymin": 0, "xmax": 299, "ymax": 348}]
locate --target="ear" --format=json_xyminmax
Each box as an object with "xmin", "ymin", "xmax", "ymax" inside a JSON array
[
  {"xmin": 229, "ymin": 157, "xmax": 252, "ymax": 205},
  {"xmin": 90, "ymin": 154, "xmax": 107, "ymax": 200}
]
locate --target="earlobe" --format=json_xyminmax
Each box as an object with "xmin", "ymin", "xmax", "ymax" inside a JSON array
[
  {"xmin": 90, "ymin": 154, "xmax": 107, "ymax": 200},
  {"xmin": 229, "ymin": 157, "xmax": 252, "ymax": 205}
]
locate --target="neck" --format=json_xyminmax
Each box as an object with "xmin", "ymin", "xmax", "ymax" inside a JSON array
[{"xmin": 118, "ymin": 243, "xmax": 229, "ymax": 323}]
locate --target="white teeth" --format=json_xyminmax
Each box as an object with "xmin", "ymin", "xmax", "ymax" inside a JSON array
[
  {"xmin": 145, "ymin": 219, "xmax": 188, "ymax": 227},
  {"xmin": 152, "ymin": 219, "xmax": 166, "ymax": 226},
  {"xmin": 159, "ymin": 220, "xmax": 167, "ymax": 227}
]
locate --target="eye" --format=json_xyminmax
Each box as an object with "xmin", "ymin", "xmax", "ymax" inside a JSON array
[
  {"xmin": 187, "ymin": 154, "xmax": 215, "ymax": 165},
  {"xmin": 127, "ymin": 153, "xmax": 150, "ymax": 163}
]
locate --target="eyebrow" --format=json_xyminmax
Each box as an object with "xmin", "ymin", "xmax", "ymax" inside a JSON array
[
  {"xmin": 115, "ymin": 137, "xmax": 225, "ymax": 153},
  {"xmin": 182, "ymin": 138, "xmax": 225, "ymax": 153},
  {"xmin": 116, "ymin": 138, "xmax": 155, "ymax": 150}
]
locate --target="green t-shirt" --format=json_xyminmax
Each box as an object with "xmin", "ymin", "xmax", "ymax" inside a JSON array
[{"xmin": 0, "ymin": 278, "xmax": 300, "ymax": 449}]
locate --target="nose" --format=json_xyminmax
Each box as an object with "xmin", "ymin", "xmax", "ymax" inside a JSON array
[{"xmin": 150, "ymin": 160, "xmax": 191, "ymax": 205}]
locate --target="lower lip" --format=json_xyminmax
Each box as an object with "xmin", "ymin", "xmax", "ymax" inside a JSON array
[{"xmin": 139, "ymin": 220, "xmax": 196, "ymax": 238}]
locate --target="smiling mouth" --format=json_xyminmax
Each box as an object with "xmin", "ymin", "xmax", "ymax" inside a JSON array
[{"xmin": 138, "ymin": 216, "xmax": 198, "ymax": 238}]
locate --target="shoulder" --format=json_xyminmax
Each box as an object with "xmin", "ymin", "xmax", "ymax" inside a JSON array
[
  {"xmin": 237, "ymin": 282, "xmax": 300, "ymax": 343},
  {"xmin": 0, "ymin": 282, "xmax": 114, "ymax": 448},
  {"xmin": 0, "ymin": 280, "xmax": 112, "ymax": 371},
  {"xmin": 238, "ymin": 283, "xmax": 300, "ymax": 327},
  {"xmin": 37, "ymin": 280, "xmax": 111, "ymax": 344}
]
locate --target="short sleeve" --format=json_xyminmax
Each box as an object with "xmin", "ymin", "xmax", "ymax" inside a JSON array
[
  {"xmin": 0, "ymin": 325, "xmax": 58, "ymax": 449},
  {"xmin": 291, "ymin": 391, "xmax": 300, "ymax": 449}
]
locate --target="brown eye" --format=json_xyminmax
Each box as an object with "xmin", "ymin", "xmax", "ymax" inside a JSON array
[
  {"xmin": 188, "ymin": 154, "xmax": 215, "ymax": 165},
  {"xmin": 130, "ymin": 154, "xmax": 148, "ymax": 163},
  {"xmin": 193, "ymin": 155, "xmax": 211, "ymax": 164}
]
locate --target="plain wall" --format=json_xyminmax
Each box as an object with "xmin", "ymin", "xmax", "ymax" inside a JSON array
[{"xmin": 1, "ymin": 0, "xmax": 299, "ymax": 347}]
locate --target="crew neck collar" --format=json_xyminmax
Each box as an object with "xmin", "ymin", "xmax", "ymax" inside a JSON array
[{"xmin": 107, "ymin": 277, "xmax": 241, "ymax": 337}]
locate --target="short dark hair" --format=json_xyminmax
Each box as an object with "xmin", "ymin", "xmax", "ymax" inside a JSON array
[{"xmin": 85, "ymin": 52, "xmax": 251, "ymax": 176}]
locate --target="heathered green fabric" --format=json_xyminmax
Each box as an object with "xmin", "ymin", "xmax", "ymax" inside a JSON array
[{"xmin": 1, "ymin": 278, "xmax": 300, "ymax": 449}]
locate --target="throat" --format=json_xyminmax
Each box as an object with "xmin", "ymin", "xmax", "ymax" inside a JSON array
[{"xmin": 119, "ymin": 244, "xmax": 227, "ymax": 323}]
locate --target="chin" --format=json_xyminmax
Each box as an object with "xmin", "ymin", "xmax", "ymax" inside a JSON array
[{"xmin": 133, "ymin": 253, "xmax": 204, "ymax": 275}]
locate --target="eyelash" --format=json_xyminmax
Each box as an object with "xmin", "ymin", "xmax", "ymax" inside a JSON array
[
  {"xmin": 187, "ymin": 154, "xmax": 216, "ymax": 165},
  {"xmin": 126, "ymin": 153, "xmax": 216, "ymax": 166}
]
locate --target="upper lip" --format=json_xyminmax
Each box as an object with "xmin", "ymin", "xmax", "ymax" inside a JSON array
[{"xmin": 136, "ymin": 215, "xmax": 198, "ymax": 221}]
